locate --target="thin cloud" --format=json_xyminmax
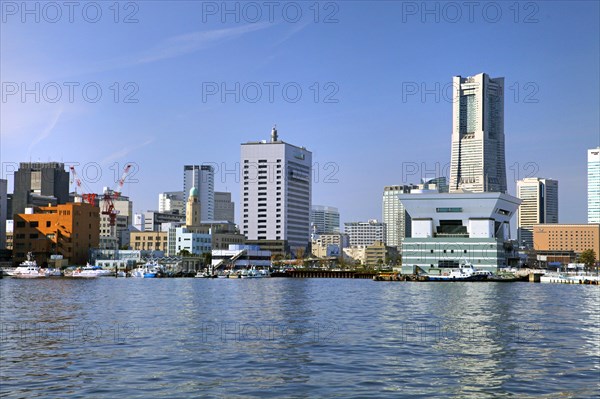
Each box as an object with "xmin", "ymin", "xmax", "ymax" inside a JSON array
[
  {"xmin": 100, "ymin": 138, "xmax": 156, "ymax": 165},
  {"xmin": 28, "ymin": 106, "xmax": 64, "ymax": 154},
  {"xmin": 135, "ymin": 23, "xmax": 270, "ymax": 65}
]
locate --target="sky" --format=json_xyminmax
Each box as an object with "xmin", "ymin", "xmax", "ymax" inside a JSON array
[{"xmin": 1, "ymin": 1, "xmax": 599, "ymax": 227}]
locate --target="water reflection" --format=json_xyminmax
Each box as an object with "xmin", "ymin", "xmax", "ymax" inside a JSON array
[{"xmin": 1, "ymin": 279, "xmax": 598, "ymax": 398}]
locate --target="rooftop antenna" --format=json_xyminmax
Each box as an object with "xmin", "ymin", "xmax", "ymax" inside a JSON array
[{"xmin": 271, "ymin": 125, "xmax": 278, "ymax": 142}]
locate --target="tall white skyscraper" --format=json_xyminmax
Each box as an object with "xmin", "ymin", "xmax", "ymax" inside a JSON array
[
  {"xmin": 240, "ymin": 127, "xmax": 312, "ymax": 253},
  {"xmin": 517, "ymin": 177, "xmax": 559, "ymax": 248},
  {"xmin": 311, "ymin": 205, "xmax": 340, "ymax": 234},
  {"xmin": 449, "ymin": 73, "xmax": 506, "ymax": 193},
  {"xmin": 589, "ymin": 147, "xmax": 600, "ymax": 224},
  {"xmin": 183, "ymin": 165, "xmax": 214, "ymax": 221}
]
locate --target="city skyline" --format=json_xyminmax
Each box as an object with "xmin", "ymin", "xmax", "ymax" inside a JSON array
[{"xmin": 1, "ymin": 2, "xmax": 599, "ymax": 225}]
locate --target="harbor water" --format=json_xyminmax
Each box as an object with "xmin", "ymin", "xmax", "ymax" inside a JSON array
[{"xmin": 1, "ymin": 278, "xmax": 598, "ymax": 398}]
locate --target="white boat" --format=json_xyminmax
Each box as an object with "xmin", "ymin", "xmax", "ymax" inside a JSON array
[
  {"xmin": 71, "ymin": 264, "xmax": 113, "ymax": 278},
  {"xmin": 8, "ymin": 253, "xmax": 45, "ymax": 278},
  {"xmin": 427, "ymin": 263, "xmax": 491, "ymax": 281},
  {"xmin": 42, "ymin": 268, "xmax": 62, "ymax": 277},
  {"xmin": 131, "ymin": 259, "xmax": 163, "ymax": 278}
]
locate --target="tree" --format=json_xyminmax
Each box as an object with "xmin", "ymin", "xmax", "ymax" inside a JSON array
[
  {"xmin": 202, "ymin": 251, "xmax": 212, "ymax": 266},
  {"xmin": 178, "ymin": 249, "xmax": 192, "ymax": 257},
  {"xmin": 578, "ymin": 249, "xmax": 597, "ymax": 271}
]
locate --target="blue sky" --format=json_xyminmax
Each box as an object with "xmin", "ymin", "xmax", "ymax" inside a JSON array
[{"xmin": 1, "ymin": 1, "xmax": 599, "ymax": 226}]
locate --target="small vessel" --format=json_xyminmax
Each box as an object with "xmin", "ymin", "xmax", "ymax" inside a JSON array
[
  {"xmin": 131, "ymin": 258, "xmax": 163, "ymax": 278},
  {"xmin": 71, "ymin": 264, "xmax": 113, "ymax": 278},
  {"xmin": 8, "ymin": 253, "xmax": 44, "ymax": 278},
  {"xmin": 427, "ymin": 263, "xmax": 491, "ymax": 281},
  {"xmin": 42, "ymin": 268, "xmax": 62, "ymax": 277}
]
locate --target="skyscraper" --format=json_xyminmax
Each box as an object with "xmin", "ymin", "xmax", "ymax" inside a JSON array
[
  {"xmin": 183, "ymin": 165, "xmax": 214, "ymax": 221},
  {"xmin": 240, "ymin": 127, "xmax": 312, "ymax": 254},
  {"xmin": 449, "ymin": 73, "xmax": 506, "ymax": 193},
  {"xmin": 311, "ymin": 205, "xmax": 340, "ymax": 234},
  {"xmin": 12, "ymin": 162, "xmax": 69, "ymax": 216},
  {"xmin": 588, "ymin": 147, "xmax": 600, "ymax": 224},
  {"xmin": 0, "ymin": 179, "xmax": 6, "ymax": 249},
  {"xmin": 517, "ymin": 177, "xmax": 559, "ymax": 248},
  {"xmin": 382, "ymin": 185, "xmax": 415, "ymax": 248}
]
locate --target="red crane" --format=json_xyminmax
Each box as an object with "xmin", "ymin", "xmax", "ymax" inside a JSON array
[
  {"xmin": 102, "ymin": 164, "xmax": 132, "ymax": 227},
  {"xmin": 70, "ymin": 164, "xmax": 132, "ymax": 226}
]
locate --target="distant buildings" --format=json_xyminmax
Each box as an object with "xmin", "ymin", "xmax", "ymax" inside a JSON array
[
  {"xmin": 214, "ymin": 191, "xmax": 235, "ymax": 223},
  {"xmin": 344, "ymin": 220, "xmax": 386, "ymax": 247},
  {"xmin": 311, "ymin": 232, "xmax": 349, "ymax": 258},
  {"xmin": 97, "ymin": 188, "xmax": 133, "ymax": 250},
  {"xmin": 0, "ymin": 179, "xmax": 6, "ymax": 249},
  {"xmin": 183, "ymin": 165, "xmax": 214, "ymax": 221},
  {"xmin": 241, "ymin": 127, "xmax": 312, "ymax": 255},
  {"xmin": 533, "ymin": 223, "xmax": 600, "ymax": 264},
  {"xmin": 589, "ymin": 147, "xmax": 600, "ymax": 223},
  {"xmin": 130, "ymin": 231, "xmax": 168, "ymax": 252},
  {"xmin": 400, "ymin": 192, "xmax": 521, "ymax": 273},
  {"xmin": 449, "ymin": 73, "xmax": 506, "ymax": 193},
  {"xmin": 158, "ymin": 191, "xmax": 184, "ymax": 215},
  {"xmin": 140, "ymin": 210, "xmax": 184, "ymax": 232},
  {"xmin": 311, "ymin": 205, "xmax": 340, "ymax": 234},
  {"xmin": 382, "ymin": 185, "xmax": 416, "ymax": 248},
  {"xmin": 12, "ymin": 162, "xmax": 69, "ymax": 216},
  {"xmin": 12, "ymin": 201, "xmax": 100, "ymax": 266},
  {"xmin": 516, "ymin": 178, "xmax": 559, "ymax": 248},
  {"xmin": 212, "ymin": 244, "xmax": 271, "ymax": 269}
]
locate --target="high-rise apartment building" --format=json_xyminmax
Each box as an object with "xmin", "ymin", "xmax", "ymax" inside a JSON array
[
  {"xmin": 12, "ymin": 162, "xmax": 69, "ymax": 216},
  {"xmin": 517, "ymin": 178, "xmax": 559, "ymax": 248},
  {"xmin": 449, "ymin": 73, "xmax": 506, "ymax": 193},
  {"xmin": 589, "ymin": 147, "xmax": 600, "ymax": 223},
  {"xmin": 214, "ymin": 192, "xmax": 235, "ymax": 223},
  {"xmin": 240, "ymin": 127, "xmax": 312, "ymax": 254},
  {"xmin": 183, "ymin": 165, "xmax": 214, "ymax": 221},
  {"xmin": 311, "ymin": 205, "xmax": 340, "ymax": 234}
]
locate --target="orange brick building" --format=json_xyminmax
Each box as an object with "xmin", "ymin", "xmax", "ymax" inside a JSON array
[
  {"xmin": 533, "ymin": 224, "xmax": 600, "ymax": 258},
  {"xmin": 13, "ymin": 202, "xmax": 100, "ymax": 266}
]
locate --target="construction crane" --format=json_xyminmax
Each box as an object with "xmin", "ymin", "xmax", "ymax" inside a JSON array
[
  {"xmin": 69, "ymin": 166, "xmax": 97, "ymax": 205},
  {"xmin": 102, "ymin": 164, "xmax": 132, "ymax": 227},
  {"xmin": 69, "ymin": 164, "xmax": 132, "ymax": 226}
]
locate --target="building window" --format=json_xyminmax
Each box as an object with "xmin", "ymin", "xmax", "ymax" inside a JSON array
[{"xmin": 30, "ymin": 221, "xmax": 39, "ymax": 228}]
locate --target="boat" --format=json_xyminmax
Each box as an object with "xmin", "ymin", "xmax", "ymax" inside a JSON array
[
  {"xmin": 71, "ymin": 264, "xmax": 114, "ymax": 278},
  {"xmin": 42, "ymin": 268, "xmax": 62, "ymax": 277},
  {"xmin": 131, "ymin": 258, "xmax": 163, "ymax": 278},
  {"xmin": 427, "ymin": 263, "xmax": 491, "ymax": 281},
  {"xmin": 8, "ymin": 253, "xmax": 45, "ymax": 278}
]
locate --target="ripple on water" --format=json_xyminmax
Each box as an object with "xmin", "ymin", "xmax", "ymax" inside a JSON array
[{"xmin": 1, "ymin": 279, "xmax": 599, "ymax": 398}]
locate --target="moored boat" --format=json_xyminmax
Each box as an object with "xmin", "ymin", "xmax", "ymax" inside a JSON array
[{"xmin": 427, "ymin": 264, "xmax": 491, "ymax": 281}]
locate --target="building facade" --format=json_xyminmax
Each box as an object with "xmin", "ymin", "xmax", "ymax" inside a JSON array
[
  {"xmin": 589, "ymin": 147, "xmax": 600, "ymax": 223},
  {"xmin": 12, "ymin": 201, "xmax": 100, "ymax": 265},
  {"xmin": 183, "ymin": 165, "xmax": 214, "ymax": 221},
  {"xmin": 0, "ymin": 179, "xmax": 6, "ymax": 249},
  {"xmin": 517, "ymin": 178, "xmax": 559, "ymax": 248},
  {"xmin": 344, "ymin": 220, "xmax": 386, "ymax": 247},
  {"xmin": 12, "ymin": 162, "xmax": 69, "ymax": 216},
  {"xmin": 158, "ymin": 191, "xmax": 184, "ymax": 215},
  {"xmin": 382, "ymin": 185, "xmax": 417, "ymax": 248},
  {"xmin": 400, "ymin": 192, "xmax": 521, "ymax": 273},
  {"xmin": 142, "ymin": 211, "xmax": 185, "ymax": 232},
  {"xmin": 97, "ymin": 188, "xmax": 133, "ymax": 250},
  {"xmin": 311, "ymin": 205, "xmax": 340, "ymax": 234},
  {"xmin": 211, "ymin": 244, "xmax": 271, "ymax": 269},
  {"xmin": 214, "ymin": 191, "xmax": 235, "ymax": 223},
  {"xmin": 240, "ymin": 127, "xmax": 312, "ymax": 255},
  {"xmin": 130, "ymin": 231, "xmax": 168, "ymax": 252},
  {"xmin": 533, "ymin": 224, "xmax": 600, "ymax": 258},
  {"xmin": 449, "ymin": 73, "xmax": 506, "ymax": 194}
]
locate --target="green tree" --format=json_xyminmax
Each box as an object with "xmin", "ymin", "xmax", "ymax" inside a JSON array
[
  {"xmin": 578, "ymin": 249, "xmax": 597, "ymax": 270},
  {"xmin": 178, "ymin": 249, "xmax": 192, "ymax": 257},
  {"xmin": 202, "ymin": 251, "xmax": 212, "ymax": 266}
]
